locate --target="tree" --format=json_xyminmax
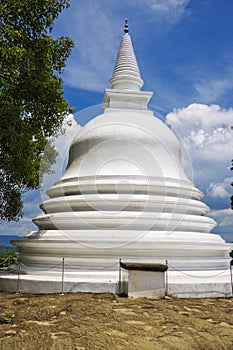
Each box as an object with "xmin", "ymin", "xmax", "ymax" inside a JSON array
[{"xmin": 0, "ymin": 0, "xmax": 74, "ymax": 221}]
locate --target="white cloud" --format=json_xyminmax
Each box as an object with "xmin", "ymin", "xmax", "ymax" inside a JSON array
[
  {"xmin": 166, "ymin": 104, "xmax": 233, "ymax": 241},
  {"xmin": 208, "ymin": 208, "xmax": 233, "ymax": 242},
  {"xmin": 194, "ymin": 67, "xmax": 233, "ymax": 103},
  {"xmin": 211, "ymin": 209, "xmax": 233, "ymax": 228},
  {"xmin": 139, "ymin": 0, "xmax": 190, "ymax": 24},
  {"xmin": 207, "ymin": 178, "xmax": 233, "ymax": 199},
  {"xmin": 208, "ymin": 183, "xmax": 228, "ymax": 199},
  {"xmin": 166, "ymin": 102, "xmax": 233, "ymax": 243},
  {"xmin": 166, "ymin": 104, "xmax": 233, "ymax": 183},
  {"xmin": 166, "ymin": 103, "xmax": 233, "ymax": 133}
]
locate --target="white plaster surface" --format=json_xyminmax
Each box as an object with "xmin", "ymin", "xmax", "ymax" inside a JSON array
[
  {"xmin": 1, "ymin": 29, "xmax": 232, "ymax": 297},
  {"xmin": 125, "ymin": 270, "xmax": 166, "ymax": 299}
]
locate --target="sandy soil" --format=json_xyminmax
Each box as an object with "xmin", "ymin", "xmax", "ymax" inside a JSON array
[{"xmin": 0, "ymin": 292, "xmax": 233, "ymax": 349}]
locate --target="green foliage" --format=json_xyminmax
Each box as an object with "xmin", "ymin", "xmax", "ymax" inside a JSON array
[
  {"xmin": 0, "ymin": 0, "xmax": 74, "ymax": 221},
  {"xmin": 0, "ymin": 249, "xmax": 18, "ymax": 267}
]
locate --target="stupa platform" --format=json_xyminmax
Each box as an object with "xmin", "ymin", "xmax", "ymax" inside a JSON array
[{"xmin": 0, "ymin": 268, "xmax": 231, "ymax": 298}]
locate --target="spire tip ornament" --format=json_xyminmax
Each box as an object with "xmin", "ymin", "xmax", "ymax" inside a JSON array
[{"xmin": 124, "ymin": 18, "xmax": 129, "ymax": 34}]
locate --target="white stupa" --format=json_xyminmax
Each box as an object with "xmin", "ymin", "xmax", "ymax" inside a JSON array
[{"xmin": 1, "ymin": 21, "xmax": 232, "ymax": 297}]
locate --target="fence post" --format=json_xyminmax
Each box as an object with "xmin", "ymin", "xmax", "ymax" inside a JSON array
[
  {"xmin": 118, "ymin": 258, "xmax": 122, "ymax": 295},
  {"xmin": 165, "ymin": 260, "xmax": 168, "ymax": 296},
  {"xmin": 17, "ymin": 261, "xmax": 21, "ymax": 292},
  {"xmin": 61, "ymin": 257, "xmax": 65, "ymax": 295},
  {"xmin": 230, "ymin": 260, "xmax": 233, "ymax": 296}
]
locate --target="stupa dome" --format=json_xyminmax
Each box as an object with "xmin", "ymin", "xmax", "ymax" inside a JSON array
[{"xmin": 60, "ymin": 111, "xmax": 187, "ymax": 180}]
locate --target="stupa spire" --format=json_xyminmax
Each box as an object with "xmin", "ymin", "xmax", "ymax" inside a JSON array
[
  {"xmin": 103, "ymin": 20, "xmax": 153, "ymax": 110},
  {"xmin": 109, "ymin": 19, "xmax": 143, "ymax": 91}
]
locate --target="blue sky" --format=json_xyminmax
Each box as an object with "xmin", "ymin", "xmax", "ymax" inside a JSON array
[{"xmin": 1, "ymin": 0, "xmax": 233, "ymax": 242}]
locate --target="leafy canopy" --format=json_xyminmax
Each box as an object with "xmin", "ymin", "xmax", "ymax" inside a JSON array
[{"xmin": 0, "ymin": 0, "xmax": 74, "ymax": 221}]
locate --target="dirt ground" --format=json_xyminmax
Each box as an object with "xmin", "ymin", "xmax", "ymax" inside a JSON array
[{"xmin": 0, "ymin": 292, "xmax": 233, "ymax": 350}]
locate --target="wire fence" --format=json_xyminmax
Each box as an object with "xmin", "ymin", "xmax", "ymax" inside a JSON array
[
  {"xmin": 15, "ymin": 258, "xmax": 119, "ymax": 293},
  {"xmin": 15, "ymin": 257, "xmax": 233, "ymax": 296}
]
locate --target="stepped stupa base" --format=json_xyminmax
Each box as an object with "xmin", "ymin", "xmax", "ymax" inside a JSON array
[
  {"xmin": 0, "ymin": 270, "xmax": 117, "ymax": 294},
  {"xmin": 0, "ymin": 269, "xmax": 231, "ymax": 298}
]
